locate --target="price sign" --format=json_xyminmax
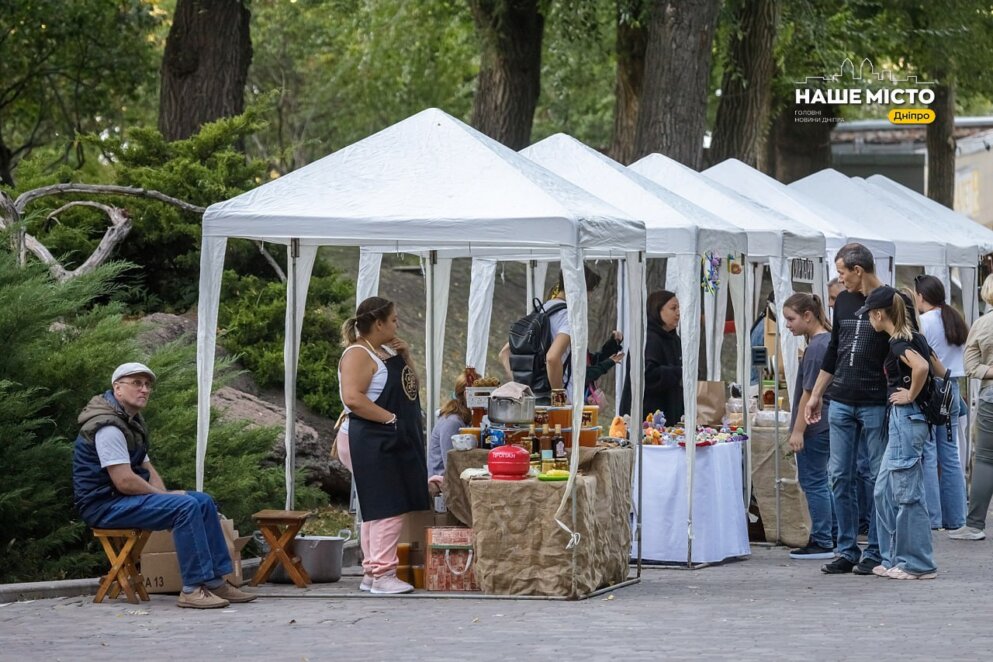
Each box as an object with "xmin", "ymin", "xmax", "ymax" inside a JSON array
[{"xmin": 791, "ymin": 258, "xmax": 815, "ymax": 284}]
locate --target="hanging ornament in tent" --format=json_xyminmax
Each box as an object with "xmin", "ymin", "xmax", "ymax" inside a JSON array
[
  {"xmin": 728, "ymin": 254, "xmax": 742, "ymax": 275},
  {"xmin": 701, "ymin": 252, "xmax": 722, "ymax": 294}
]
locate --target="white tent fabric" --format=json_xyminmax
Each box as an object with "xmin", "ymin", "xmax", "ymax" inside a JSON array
[
  {"xmin": 789, "ymin": 169, "xmax": 952, "ymax": 268},
  {"xmin": 520, "ymin": 134, "xmax": 745, "ymax": 421},
  {"xmin": 704, "ymin": 158, "xmax": 897, "ymax": 287},
  {"xmin": 465, "ymin": 258, "xmax": 497, "ymax": 373},
  {"xmin": 196, "ymin": 108, "xmax": 647, "ymax": 556}
]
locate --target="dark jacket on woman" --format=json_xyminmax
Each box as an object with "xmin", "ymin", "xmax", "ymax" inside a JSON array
[{"xmin": 620, "ymin": 318, "xmax": 684, "ymax": 422}]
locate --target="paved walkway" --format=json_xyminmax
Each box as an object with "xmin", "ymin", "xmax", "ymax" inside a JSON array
[{"xmin": 2, "ymin": 532, "xmax": 992, "ymax": 660}]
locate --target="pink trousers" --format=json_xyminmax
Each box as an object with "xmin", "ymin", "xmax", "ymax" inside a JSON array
[{"xmin": 336, "ymin": 428, "xmax": 404, "ymax": 578}]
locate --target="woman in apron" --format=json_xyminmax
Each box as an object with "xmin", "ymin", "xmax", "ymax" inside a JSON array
[{"xmin": 336, "ymin": 296, "xmax": 430, "ymax": 594}]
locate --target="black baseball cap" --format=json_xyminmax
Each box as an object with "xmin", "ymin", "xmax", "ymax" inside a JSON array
[{"xmin": 854, "ymin": 285, "xmax": 898, "ymax": 317}]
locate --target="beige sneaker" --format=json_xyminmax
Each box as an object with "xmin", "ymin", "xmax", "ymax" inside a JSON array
[
  {"xmin": 176, "ymin": 586, "xmax": 230, "ymax": 609},
  {"xmin": 370, "ymin": 573, "xmax": 414, "ymax": 595},
  {"xmin": 210, "ymin": 580, "xmax": 258, "ymax": 603},
  {"xmin": 359, "ymin": 574, "xmax": 373, "ymax": 592}
]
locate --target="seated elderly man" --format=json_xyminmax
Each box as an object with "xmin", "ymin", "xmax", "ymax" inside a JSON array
[{"xmin": 73, "ymin": 362, "xmax": 256, "ymax": 609}]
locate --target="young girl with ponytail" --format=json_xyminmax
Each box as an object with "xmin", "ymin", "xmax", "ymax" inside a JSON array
[
  {"xmin": 782, "ymin": 292, "xmax": 836, "ymax": 559},
  {"xmin": 862, "ymin": 286, "xmax": 939, "ymax": 579}
]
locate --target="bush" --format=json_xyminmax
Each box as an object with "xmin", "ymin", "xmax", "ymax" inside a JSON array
[
  {"xmin": 0, "ymin": 247, "xmax": 325, "ymax": 582},
  {"xmin": 218, "ymin": 261, "xmax": 354, "ymax": 418}
]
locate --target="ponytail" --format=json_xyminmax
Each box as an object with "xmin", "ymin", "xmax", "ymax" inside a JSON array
[
  {"xmin": 888, "ymin": 293, "xmax": 913, "ymax": 341},
  {"xmin": 339, "ymin": 296, "xmax": 395, "ymax": 347}
]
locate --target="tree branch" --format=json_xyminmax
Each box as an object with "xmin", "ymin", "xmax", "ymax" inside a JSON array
[{"xmin": 14, "ymin": 183, "xmax": 207, "ymax": 214}]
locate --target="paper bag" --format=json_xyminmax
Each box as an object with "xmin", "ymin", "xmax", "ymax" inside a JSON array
[{"xmin": 696, "ymin": 381, "xmax": 727, "ymax": 426}]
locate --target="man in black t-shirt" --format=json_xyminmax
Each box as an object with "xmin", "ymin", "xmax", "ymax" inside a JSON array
[{"xmin": 805, "ymin": 243, "xmax": 912, "ymax": 576}]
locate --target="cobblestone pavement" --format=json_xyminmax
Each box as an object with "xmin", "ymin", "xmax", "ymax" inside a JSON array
[{"xmin": 2, "ymin": 533, "xmax": 992, "ymax": 661}]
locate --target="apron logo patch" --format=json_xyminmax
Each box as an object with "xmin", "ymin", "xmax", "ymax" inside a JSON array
[{"xmin": 402, "ymin": 364, "xmax": 418, "ymax": 401}]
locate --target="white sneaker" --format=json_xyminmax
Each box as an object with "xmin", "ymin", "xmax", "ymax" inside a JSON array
[
  {"xmin": 947, "ymin": 526, "xmax": 986, "ymax": 540},
  {"xmin": 359, "ymin": 574, "xmax": 373, "ymax": 592},
  {"xmin": 370, "ymin": 573, "xmax": 414, "ymax": 595}
]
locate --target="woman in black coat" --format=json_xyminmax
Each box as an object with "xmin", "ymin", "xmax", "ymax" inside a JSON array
[{"xmin": 620, "ymin": 290, "xmax": 684, "ymax": 423}]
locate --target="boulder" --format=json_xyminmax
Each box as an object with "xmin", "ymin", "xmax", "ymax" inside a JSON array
[{"xmin": 211, "ymin": 386, "xmax": 352, "ymax": 499}]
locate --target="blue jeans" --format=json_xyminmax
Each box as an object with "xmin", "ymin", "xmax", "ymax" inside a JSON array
[
  {"xmin": 874, "ymin": 404, "xmax": 936, "ymax": 574},
  {"xmin": 856, "ymin": 439, "xmax": 872, "ymax": 532},
  {"xmin": 796, "ymin": 426, "xmax": 837, "ymax": 549},
  {"xmin": 84, "ymin": 491, "xmax": 232, "ymax": 588},
  {"xmin": 922, "ymin": 380, "xmax": 967, "ymax": 529},
  {"xmin": 828, "ymin": 402, "xmax": 887, "ymax": 563}
]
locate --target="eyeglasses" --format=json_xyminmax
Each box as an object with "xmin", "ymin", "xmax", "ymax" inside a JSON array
[{"xmin": 117, "ymin": 379, "xmax": 154, "ymax": 391}]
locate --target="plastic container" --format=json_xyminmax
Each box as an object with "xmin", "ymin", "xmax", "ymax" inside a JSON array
[{"xmin": 269, "ymin": 530, "xmax": 351, "ymax": 583}]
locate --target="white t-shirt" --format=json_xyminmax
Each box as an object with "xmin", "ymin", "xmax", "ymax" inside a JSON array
[
  {"xmin": 337, "ymin": 343, "xmax": 397, "ymax": 432},
  {"xmin": 545, "ymin": 299, "xmax": 571, "ymax": 390},
  {"xmin": 95, "ymin": 426, "xmax": 149, "ymax": 467},
  {"xmin": 920, "ymin": 308, "xmax": 965, "ymax": 377}
]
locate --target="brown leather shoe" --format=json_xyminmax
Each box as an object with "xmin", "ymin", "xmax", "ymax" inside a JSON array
[
  {"xmin": 176, "ymin": 586, "xmax": 229, "ymax": 609},
  {"xmin": 209, "ymin": 580, "xmax": 258, "ymax": 603}
]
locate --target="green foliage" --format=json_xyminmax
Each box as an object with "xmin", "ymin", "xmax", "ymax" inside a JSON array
[
  {"xmin": 14, "ymin": 110, "xmax": 272, "ymax": 312},
  {"xmin": 218, "ymin": 261, "xmax": 355, "ymax": 417},
  {"xmin": 0, "ymin": 0, "xmax": 162, "ymax": 182},
  {"xmin": 0, "ymin": 246, "xmax": 323, "ymax": 582}
]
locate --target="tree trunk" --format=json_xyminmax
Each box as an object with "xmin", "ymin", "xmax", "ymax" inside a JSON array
[
  {"xmin": 468, "ymin": 0, "xmax": 544, "ymax": 150},
  {"xmin": 609, "ymin": 0, "xmax": 647, "ymax": 164},
  {"xmin": 0, "ymin": 138, "xmax": 14, "ymax": 187},
  {"xmin": 158, "ymin": 0, "xmax": 253, "ymax": 141},
  {"xmin": 766, "ymin": 100, "xmax": 835, "ymax": 183},
  {"xmin": 927, "ymin": 82, "xmax": 956, "ymax": 208},
  {"xmin": 707, "ymin": 0, "xmax": 779, "ymax": 169},
  {"xmin": 633, "ymin": 0, "xmax": 722, "ymax": 168}
]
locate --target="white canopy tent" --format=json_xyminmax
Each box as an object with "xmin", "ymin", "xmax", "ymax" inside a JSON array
[
  {"xmin": 704, "ymin": 158, "xmax": 898, "ymax": 289},
  {"xmin": 196, "ymin": 109, "xmax": 648, "ymax": 565},
  {"xmin": 865, "ymin": 174, "xmax": 993, "ymax": 324},
  {"xmin": 635, "ymin": 155, "xmax": 828, "ymax": 409},
  {"xmin": 516, "ymin": 133, "xmax": 748, "ymax": 563}
]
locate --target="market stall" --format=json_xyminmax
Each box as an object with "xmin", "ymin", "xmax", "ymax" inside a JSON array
[
  {"xmin": 194, "ymin": 108, "xmax": 647, "ymax": 598},
  {"xmin": 517, "ymin": 134, "xmax": 749, "ymax": 564}
]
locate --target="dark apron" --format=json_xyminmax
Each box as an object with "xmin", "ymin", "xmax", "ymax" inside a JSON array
[{"xmin": 349, "ymin": 353, "xmax": 430, "ymax": 521}]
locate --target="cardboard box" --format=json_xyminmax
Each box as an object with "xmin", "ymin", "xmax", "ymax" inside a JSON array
[
  {"xmin": 399, "ymin": 510, "xmax": 436, "ymax": 550},
  {"xmin": 139, "ymin": 517, "xmax": 250, "ymax": 594}
]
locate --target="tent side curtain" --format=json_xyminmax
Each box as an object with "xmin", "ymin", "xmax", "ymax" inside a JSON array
[
  {"xmin": 356, "ymin": 249, "xmax": 383, "ymax": 305},
  {"xmin": 196, "ymin": 236, "xmax": 229, "ymax": 492},
  {"xmin": 466, "ymin": 258, "xmax": 497, "ymax": 373},
  {"xmin": 769, "ymin": 256, "xmax": 799, "ymax": 406}
]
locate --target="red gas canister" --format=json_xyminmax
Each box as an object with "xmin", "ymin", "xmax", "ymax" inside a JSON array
[{"xmin": 487, "ymin": 444, "xmax": 531, "ymax": 481}]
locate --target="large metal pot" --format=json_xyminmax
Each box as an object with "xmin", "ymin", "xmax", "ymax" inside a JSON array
[{"xmin": 488, "ymin": 395, "xmax": 536, "ymax": 423}]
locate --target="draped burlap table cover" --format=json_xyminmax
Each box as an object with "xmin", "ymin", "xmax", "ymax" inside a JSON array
[
  {"xmin": 446, "ymin": 446, "xmax": 634, "ymax": 597},
  {"xmin": 749, "ymin": 426, "xmax": 811, "ymax": 547}
]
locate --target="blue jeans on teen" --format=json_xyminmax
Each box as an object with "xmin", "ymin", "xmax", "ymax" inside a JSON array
[
  {"xmin": 874, "ymin": 404, "xmax": 936, "ymax": 574},
  {"xmin": 856, "ymin": 439, "xmax": 872, "ymax": 533},
  {"xmin": 922, "ymin": 380, "xmax": 967, "ymax": 529},
  {"xmin": 796, "ymin": 426, "xmax": 837, "ymax": 549},
  {"xmin": 829, "ymin": 402, "xmax": 887, "ymax": 564},
  {"xmin": 83, "ymin": 491, "xmax": 232, "ymax": 588}
]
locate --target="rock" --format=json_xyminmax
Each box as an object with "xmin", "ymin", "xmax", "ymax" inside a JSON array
[{"xmin": 211, "ymin": 386, "xmax": 352, "ymax": 499}]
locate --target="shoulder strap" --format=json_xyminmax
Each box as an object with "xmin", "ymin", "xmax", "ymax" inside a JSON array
[{"xmin": 342, "ymin": 343, "xmax": 384, "ymax": 365}]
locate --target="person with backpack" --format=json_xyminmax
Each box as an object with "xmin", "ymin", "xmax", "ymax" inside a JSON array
[
  {"xmin": 619, "ymin": 290, "xmax": 683, "ymax": 423},
  {"xmin": 500, "ymin": 266, "xmax": 601, "ymax": 404},
  {"xmin": 913, "ymin": 274, "xmax": 969, "ymax": 532},
  {"xmin": 860, "ymin": 285, "xmax": 939, "ymax": 579}
]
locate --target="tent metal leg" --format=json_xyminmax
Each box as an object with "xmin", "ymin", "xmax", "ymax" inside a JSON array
[{"xmin": 285, "ymin": 238, "xmax": 300, "ymax": 510}]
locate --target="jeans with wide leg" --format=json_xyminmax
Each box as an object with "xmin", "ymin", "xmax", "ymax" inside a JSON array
[
  {"xmin": 828, "ymin": 402, "xmax": 888, "ymax": 563},
  {"xmin": 874, "ymin": 404, "xmax": 936, "ymax": 574},
  {"xmin": 922, "ymin": 380, "xmax": 967, "ymax": 529},
  {"xmin": 84, "ymin": 491, "xmax": 232, "ymax": 588}
]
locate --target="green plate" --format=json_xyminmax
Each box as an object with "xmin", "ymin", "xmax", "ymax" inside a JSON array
[{"xmin": 537, "ymin": 473, "xmax": 570, "ymax": 481}]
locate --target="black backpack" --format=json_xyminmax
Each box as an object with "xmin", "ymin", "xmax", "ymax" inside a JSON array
[
  {"xmin": 921, "ymin": 368, "xmax": 954, "ymax": 428},
  {"xmin": 508, "ymin": 298, "xmax": 568, "ymax": 397}
]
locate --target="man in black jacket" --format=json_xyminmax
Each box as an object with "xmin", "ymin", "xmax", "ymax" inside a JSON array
[{"xmin": 805, "ymin": 243, "xmax": 905, "ymax": 575}]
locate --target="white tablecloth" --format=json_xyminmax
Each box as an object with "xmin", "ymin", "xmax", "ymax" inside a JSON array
[{"xmin": 634, "ymin": 443, "xmax": 751, "ymax": 563}]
